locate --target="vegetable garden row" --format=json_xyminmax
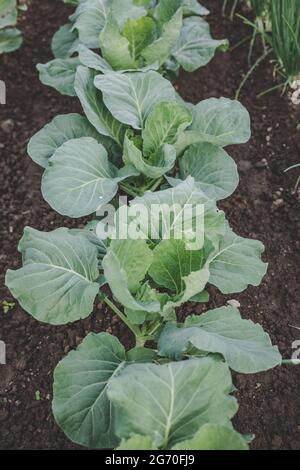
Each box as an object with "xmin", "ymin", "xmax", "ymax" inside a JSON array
[{"xmin": 1, "ymin": 0, "xmax": 300, "ymax": 451}]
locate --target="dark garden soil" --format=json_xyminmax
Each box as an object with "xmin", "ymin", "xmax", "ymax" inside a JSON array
[{"xmin": 0, "ymin": 0, "xmax": 299, "ymax": 450}]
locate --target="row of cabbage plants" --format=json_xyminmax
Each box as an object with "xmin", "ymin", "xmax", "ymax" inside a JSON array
[{"xmin": 6, "ymin": 0, "xmax": 283, "ymax": 450}]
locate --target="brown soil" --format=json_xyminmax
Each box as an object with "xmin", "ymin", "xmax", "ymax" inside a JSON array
[{"xmin": 0, "ymin": 0, "xmax": 299, "ymax": 450}]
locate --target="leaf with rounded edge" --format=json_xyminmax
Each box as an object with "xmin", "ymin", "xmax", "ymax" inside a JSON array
[
  {"xmin": 27, "ymin": 113, "xmax": 117, "ymax": 168},
  {"xmin": 172, "ymin": 424, "xmax": 248, "ymax": 450},
  {"xmin": 174, "ymin": 143, "xmax": 239, "ymax": 201},
  {"xmin": 73, "ymin": 0, "xmax": 109, "ymax": 48},
  {"xmin": 102, "ymin": 249, "xmax": 160, "ymax": 312},
  {"xmin": 42, "ymin": 137, "xmax": 135, "ymax": 218},
  {"xmin": 37, "ymin": 58, "xmax": 80, "ymax": 96},
  {"xmin": 123, "ymin": 133, "xmax": 176, "ymax": 178},
  {"xmin": 51, "ymin": 23, "xmax": 79, "ymax": 59},
  {"xmin": 107, "ymin": 357, "xmax": 237, "ymax": 448},
  {"xmin": 175, "ymin": 98, "xmax": 251, "ymax": 155},
  {"xmin": 94, "ymin": 70, "xmax": 176, "ymax": 129},
  {"xmin": 142, "ymin": 101, "xmax": 192, "ymax": 156},
  {"xmin": 5, "ymin": 227, "xmax": 99, "ymax": 325},
  {"xmin": 191, "ymin": 97, "xmax": 251, "ymax": 147},
  {"xmin": 209, "ymin": 222, "xmax": 268, "ymax": 294},
  {"xmin": 158, "ymin": 306, "xmax": 281, "ymax": 373},
  {"xmin": 53, "ymin": 332, "xmax": 125, "ymax": 448},
  {"xmin": 172, "ymin": 17, "xmax": 228, "ymax": 72},
  {"xmin": 117, "ymin": 434, "xmax": 158, "ymax": 450},
  {"xmin": 75, "ymin": 66, "xmax": 127, "ymax": 146},
  {"xmin": 0, "ymin": 27, "xmax": 22, "ymax": 54}
]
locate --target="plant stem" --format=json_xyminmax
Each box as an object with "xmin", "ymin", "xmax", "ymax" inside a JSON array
[
  {"xmin": 235, "ymin": 48, "xmax": 272, "ymax": 99},
  {"xmin": 119, "ymin": 182, "xmax": 140, "ymax": 198},
  {"xmin": 149, "ymin": 177, "xmax": 164, "ymax": 193},
  {"xmin": 103, "ymin": 296, "xmax": 140, "ymax": 337},
  {"xmin": 282, "ymin": 359, "xmax": 300, "ymax": 365}
]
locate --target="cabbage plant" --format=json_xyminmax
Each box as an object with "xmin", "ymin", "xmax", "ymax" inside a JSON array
[
  {"xmin": 37, "ymin": 0, "xmax": 228, "ymax": 96},
  {"xmin": 27, "ymin": 67, "xmax": 249, "ymax": 216},
  {"xmin": 5, "ymin": 175, "xmax": 282, "ymax": 449},
  {"xmin": 5, "ymin": 0, "xmax": 284, "ymax": 451},
  {"xmin": 0, "ymin": 0, "xmax": 24, "ymax": 54}
]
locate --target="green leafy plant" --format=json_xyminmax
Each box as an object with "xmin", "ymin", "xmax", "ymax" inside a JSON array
[
  {"xmin": 37, "ymin": 0, "xmax": 228, "ymax": 96},
  {"xmin": 5, "ymin": 188, "xmax": 282, "ymax": 448},
  {"xmin": 237, "ymin": 0, "xmax": 300, "ymax": 97},
  {"xmin": 0, "ymin": 0, "xmax": 24, "ymax": 54},
  {"xmin": 27, "ymin": 66, "xmax": 249, "ymax": 212},
  {"xmin": 5, "ymin": 0, "xmax": 290, "ymax": 452}
]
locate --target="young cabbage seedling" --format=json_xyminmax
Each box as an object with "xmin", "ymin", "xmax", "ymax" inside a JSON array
[{"xmin": 37, "ymin": 0, "xmax": 228, "ymax": 96}]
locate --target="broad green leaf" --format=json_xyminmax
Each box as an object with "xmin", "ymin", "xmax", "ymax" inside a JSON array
[
  {"xmin": 94, "ymin": 70, "xmax": 176, "ymax": 129},
  {"xmin": 123, "ymin": 133, "xmax": 176, "ymax": 178},
  {"xmin": 174, "ymin": 143, "xmax": 239, "ymax": 201},
  {"xmin": 37, "ymin": 58, "xmax": 80, "ymax": 96},
  {"xmin": 0, "ymin": 9, "xmax": 17, "ymax": 29},
  {"xmin": 73, "ymin": 0, "xmax": 109, "ymax": 48},
  {"xmin": 111, "ymin": 0, "xmax": 147, "ymax": 28},
  {"xmin": 158, "ymin": 306, "xmax": 281, "ymax": 373},
  {"xmin": 132, "ymin": 176, "xmax": 224, "ymax": 247},
  {"xmin": 143, "ymin": 101, "xmax": 192, "ymax": 155},
  {"xmin": 172, "ymin": 17, "xmax": 228, "ymax": 72},
  {"xmin": 102, "ymin": 249, "xmax": 160, "ymax": 312},
  {"xmin": 123, "ymin": 16, "xmax": 157, "ymax": 61},
  {"xmin": 149, "ymin": 239, "xmax": 206, "ymax": 294},
  {"xmin": 175, "ymin": 98, "xmax": 251, "ymax": 155},
  {"xmin": 51, "ymin": 23, "xmax": 79, "ymax": 59},
  {"xmin": 5, "ymin": 228, "xmax": 99, "ymax": 325},
  {"xmin": 99, "ymin": 17, "xmax": 138, "ymax": 70},
  {"xmin": 70, "ymin": 224, "xmax": 107, "ymax": 269},
  {"xmin": 109, "ymin": 239, "xmax": 153, "ymax": 293},
  {"xmin": 75, "ymin": 66, "xmax": 126, "ymax": 146},
  {"xmin": 0, "ymin": 27, "xmax": 22, "ymax": 54},
  {"xmin": 126, "ymin": 346, "xmax": 158, "ymax": 363},
  {"xmin": 27, "ymin": 113, "xmax": 117, "ymax": 168},
  {"xmin": 53, "ymin": 332, "xmax": 125, "ymax": 448},
  {"xmin": 42, "ymin": 137, "xmax": 134, "ymax": 218},
  {"xmin": 78, "ymin": 44, "xmax": 113, "ymax": 73},
  {"xmin": 117, "ymin": 435, "xmax": 158, "ymax": 450},
  {"xmin": 153, "ymin": 0, "xmax": 182, "ymax": 24},
  {"xmin": 191, "ymin": 98, "xmax": 251, "ymax": 147},
  {"xmin": 209, "ymin": 222, "xmax": 268, "ymax": 294},
  {"xmin": 108, "ymin": 357, "xmax": 237, "ymax": 448},
  {"xmin": 182, "ymin": 0, "xmax": 209, "ymax": 16},
  {"xmin": 172, "ymin": 424, "xmax": 248, "ymax": 450},
  {"xmin": 142, "ymin": 8, "xmax": 182, "ymax": 66},
  {"xmin": 0, "ymin": 0, "xmax": 16, "ymax": 17}
]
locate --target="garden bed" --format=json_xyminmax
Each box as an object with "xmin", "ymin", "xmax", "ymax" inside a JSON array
[{"xmin": 0, "ymin": 0, "xmax": 299, "ymax": 450}]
